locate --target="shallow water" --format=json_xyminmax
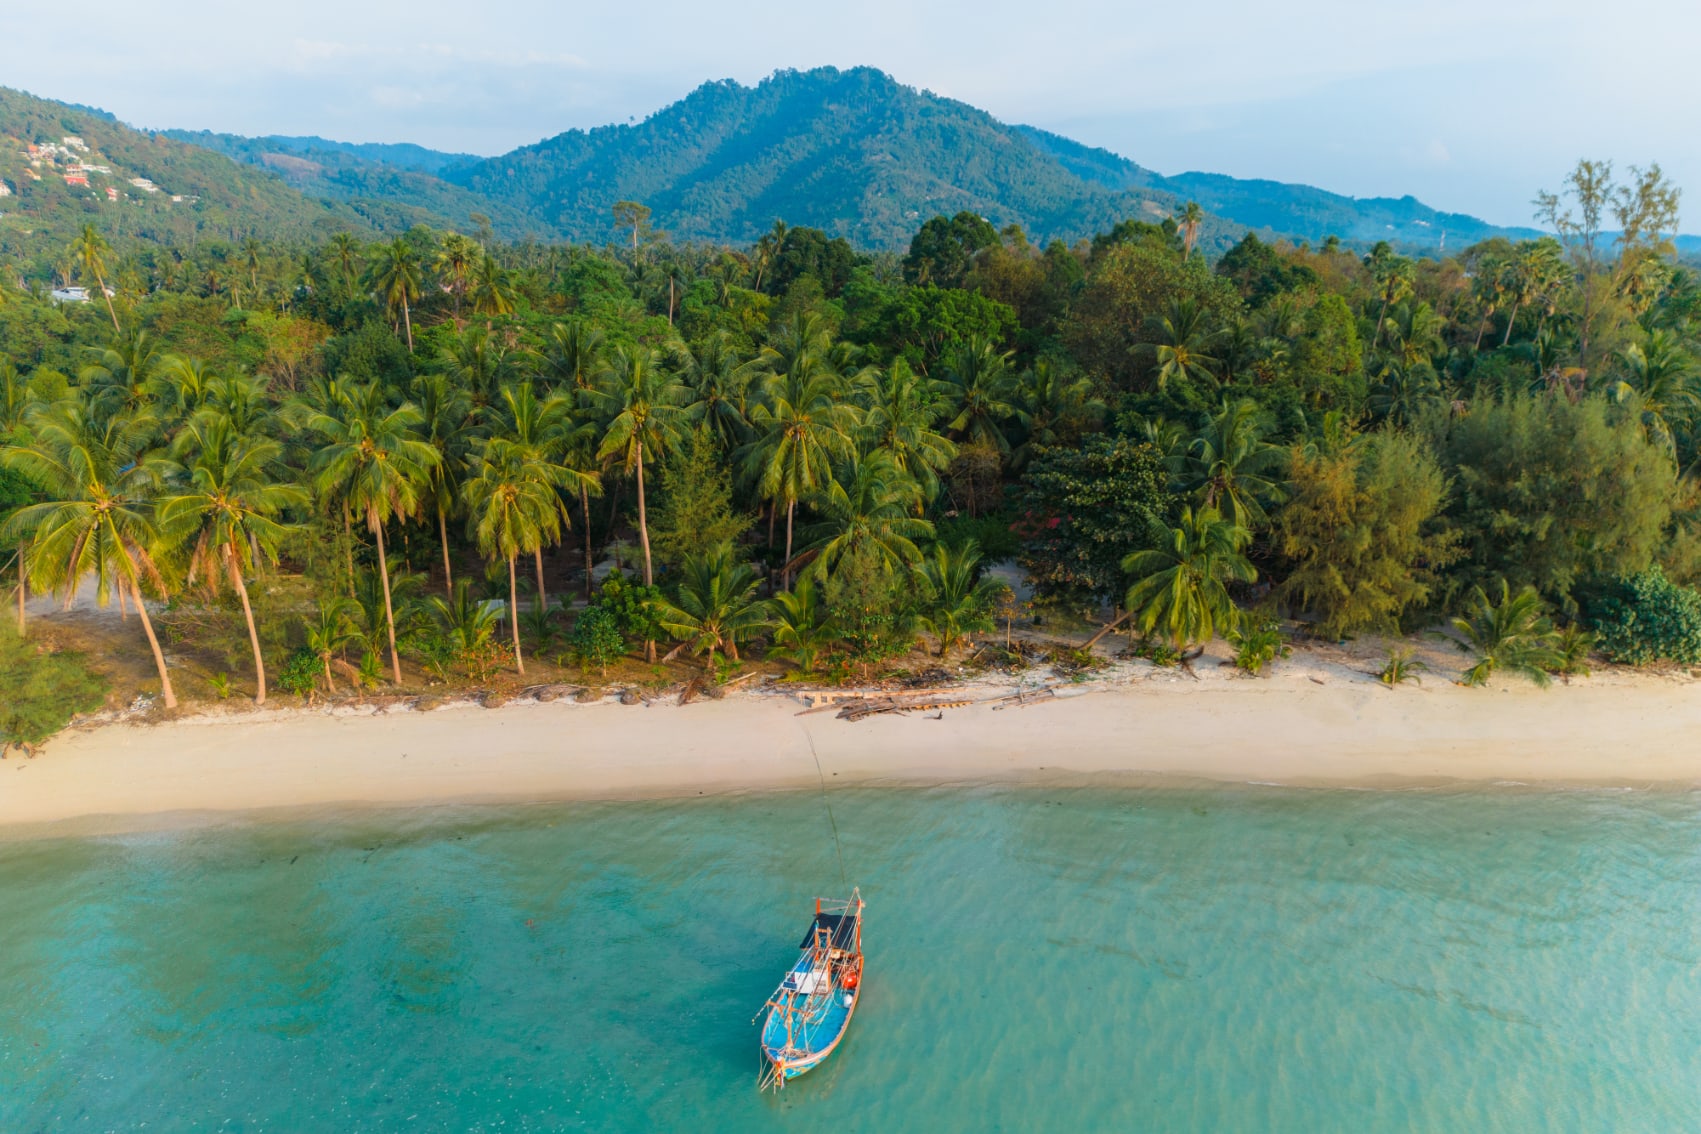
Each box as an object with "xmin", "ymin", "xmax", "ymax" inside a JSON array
[{"xmin": 3, "ymin": 785, "xmax": 1699, "ymax": 1132}]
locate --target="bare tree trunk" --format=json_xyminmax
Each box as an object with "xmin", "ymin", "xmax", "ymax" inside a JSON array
[
  {"xmin": 438, "ymin": 507, "xmax": 453, "ymax": 592},
  {"xmin": 534, "ymin": 547, "xmax": 548, "ymax": 612},
  {"xmin": 98, "ymin": 273, "xmax": 119, "ymax": 331},
  {"xmin": 228, "ymin": 543, "xmax": 267, "ymax": 704},
  {"xmin": 130, "ymin": 577, "xmax": 177, "ymax": 709},
  {"xmin": 373, "ymin": 519, "xmax": 402, "ymax": 684},
  {"xmin": 508, "ymin": 554, "xmax": 525, "ymax": 675},
  {"xmin": 636, "ymin": 447, "xmax": 656, "ymax": 663},
  {"xmin": 783, "ymin": 499, "xmax": 795, "ymax": 591},
  {"xmin": 1473, "ymin": 309, "xmax": 1493, "ymax": 351},
  {"xmin": 580, "ymin": 484, "xmax": 595, "ymax": 601},
  {"xmin": 342, "ymin": 501, "xmax": 356, "ymax": 597},
  {"xmin": 1084, "ymin": 608, "xmax": 1135, "ymax": 650}
]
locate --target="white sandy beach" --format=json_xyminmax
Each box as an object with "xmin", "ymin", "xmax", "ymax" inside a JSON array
[{"xmin": 5, "ymin": 655, "xmax": 1701, "ymax": 836}]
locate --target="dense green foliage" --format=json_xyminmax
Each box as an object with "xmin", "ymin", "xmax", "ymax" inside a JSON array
[
  {"xmin": 1584, "ymin": 568, "xmax": 1701, "ymax": 666},
  {"xmin": 0, "ymin": 145, "xmax": 1694, "ymax": 739},
  {"xmin": 0, "ymin": 624, "xmax": 107, "ymax": 752}
]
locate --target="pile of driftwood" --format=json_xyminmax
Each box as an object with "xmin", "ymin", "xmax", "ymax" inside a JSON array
[{"xmin": 792, "ymin": 683, "xmax": 1064, "ymax": 721}]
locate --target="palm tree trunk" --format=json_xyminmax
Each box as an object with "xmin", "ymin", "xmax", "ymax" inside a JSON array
[
  {"xmin": 534, "ymin": 547, "xmax": 547, "ymax": 612},
  {"xmin": 342, "ymin": 501, "xmax": 356, "ymax": 598},
  {"xmin": 228, "ymin": 543, "xmax": 267, "ymax": 705},
  {"xmin": 130, "ymin": 577, "xmax": 177, "ymax": 709},
  {"xmin": 438, "ymin": 506, "xmax": 453, "ymax": 592},
  {"xmin": 580, "ymin": 484, "xmax": 595, "ymax": 601},
  {"xmin": 373, "ymin": 518, "xmax": 402, "ymax": 684},
  {"xmin": 401, "ymin": 298, "xmax": 414, "ymax": 353},
  {"xmin": 14, "ymin": 544, "xmax": 25, "ymax": 636},
  {"xmin": 783, "ymin": 499, "xmax": 796, "ymax": 591},
  {"xmin": 97, "ymin": 273, "xmax": 119, "ymax": 332},
  {"xmin": 322, "ymin": 655, "xmax": 335, "ymax": 694},
  {"xmin": 1501, "ymin": 301, "xmax": 1523, "ymax": 348},
  {"xmin": 636, "ymin": 447, "xmax": 656, "ymax": 663},
  {"xmin": 1084, "ymin": 608, "xmax": 1135, "ymax": 650},
  {"xmin": 1473, "ymin": 309, "xmax": 1493, "ymax": 351},
  {"xmin": 635, "ymin": 446, "xmax": 653, "ymax": 587},
  {"xmin": 508, "ymin": 554, "xmax": 525, "ymax": 675}
]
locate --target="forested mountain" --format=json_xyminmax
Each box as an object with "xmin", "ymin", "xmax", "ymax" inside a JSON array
[
  {"xmin": 0, "ymin": 87, "xmax": 440, "ymax": 271},
  {"xmin": 1013, "ymin": 126, "xmax": 1548, "ymax": 248},
  {"xmin": 164, "ymin": 128, "xmax": 540, "ymax": 240}
]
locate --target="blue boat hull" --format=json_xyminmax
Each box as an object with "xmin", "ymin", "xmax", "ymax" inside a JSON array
[{"xmin": 760, "ymin": 984, "xmax": 857, "ymax": 1080}]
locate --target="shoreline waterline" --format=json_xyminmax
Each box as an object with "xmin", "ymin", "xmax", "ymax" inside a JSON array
[{"xmin": 5, "ymin": 674, "xmax": 1701, "ymax": 837}]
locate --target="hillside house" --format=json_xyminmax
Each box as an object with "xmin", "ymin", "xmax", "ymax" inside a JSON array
[
  {"xmin": 61, "ymin": 136, "xmax": 88, "ymax": 151},
  {"xmin": 129, "ymin": 177, "xmax": 159, "ymax": 193},
  {"xmin": 0, "ymin": 180, "xmax": 11, "ymax": 198},
  {"xmin": 105, "ymin": 186, "xmax": 118, "ymax": 201},
  {"xmin": 63, "ymin": 170, "xmax": 88, "ymax": 187}
]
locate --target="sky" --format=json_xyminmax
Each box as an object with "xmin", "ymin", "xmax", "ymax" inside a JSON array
[{"xmin": 3, "ymin": 0, "xmax": 1696, "ymax": 228}]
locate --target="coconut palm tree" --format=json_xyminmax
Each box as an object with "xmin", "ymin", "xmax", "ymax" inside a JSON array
[
  {"xmin": 674, "ymin": 332, "xmax": 751, "ymax": 452},
  {"xmin": 411, "ymin": 373, "xmax": 474, "ymax": 590},
  {"xmin": 1147, "ymin": 298, "xmax": 1222, "ymax": 392},
  {"xmin": 307, "ymin": 381, "xmax": 439, "ymax": 683},
  {"xmin": 767, "ymin": 575, "xmax": 837, "ymax": 672},
  {"xmin": 425, "ymin": 577, "xmax": 504, "ymax": 662},
  {"xmin": 860, "ymin": 358, "xmax": 955, "ymax": 501},
  {"xmin": 1122, "ymin": 506, "xmax": 1255, "ymax": 649},
  {"xmin": 158, "ymin": 419, "xmax": 307, "ymax": 704},
  {"xmin": 1011, "ymin": 358, "xmax": 1104, "ymax": 469},
  {"xmin": 651, "ymin": 541, "xmax": 769, "ymax": 672},
  {"xmin": 1451, "ymin": 580, "xmax": 1564, "ymax": 687},
  {"xmin": 461, "ymin": 436, "xmax": 568, "ymax": 674},
  {"xmin": 743, "ymin": 351, "xmax": 861, "ymax": 588},
  {"xmin": 70, "ymin": 224, "xmax": 121, "ymax": 331},
  {"xmin": 535, "ymin": 319, "xmax": 606, "ymax": 401},
  {"xmin": 1178, "ymin": 399, "xmax": 1287, "ymax": 530},
  {"xmin": 596, "ymin": 346, "xmax": 690, "ymax": 591},
  {"xmin": 81, "ymin": 330, "xmax": 164, "ymax": 419},
  {"xmin": 437, "ymin": 323, "xmax": 514, "ymax": 410},
  {"xmin": 1178, "ymin": 201, "xmax": 1205, "ymax": 257},
  {"xmin": 303, "ymin": 595, "xmax": 358, "ymax": 695},
  {"xmin": 940, "ymin": 337, "xmax": 1023, "ymax": 454},
  {"xmin": 470, "ymin": 253, "xmax": 518, "ymax": 322},
  {"xmin": 368, "ymin": 238, "xmax": 422, "ymax": 352},
  {"xmin": 434, "ymin": 233, "xmax": 480, "ymax": 318},
  {"xmin": 1611, "ymin": 329, "xmax": 1699, "ymax": 455},
  {"xmin": 491, "ymin": 382, "xmax": 597, "ymax": 609},
  {"xmin": 804, "ymin": 451, "xmax": 933, "ymax": 580},
  {"xmin": 917, "ymin": 539, "xmax": 1005, "ymax": 657},
  {"xmin": 1, "ymin": 396, "xmax": 178, "ymax": 706},
  {"xmin": 328, "ymin": 233, "xmax": 363, "ymax": 299}
]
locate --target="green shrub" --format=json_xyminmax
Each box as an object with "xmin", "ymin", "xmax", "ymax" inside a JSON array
[
  {"xmin": 276, "ymin": 647, "xmax": 321, "ymax": 699},
  {"xmin": 569, "ymin": 607, "xmax": 625, "ymax": 675},
  {"xmin": 1585, "ymin": 567, "xmax": 1701, "ymax": 666},
  {"xmin": 1228, "ymin": 618, "xmax": 1291, "ymax": 676},
  {"xmin": 0, "ymin": 626, "xmax": 107, "ymax": 752}
]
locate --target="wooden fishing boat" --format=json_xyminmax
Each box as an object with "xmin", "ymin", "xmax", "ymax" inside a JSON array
[{"xmin": 757, "ymin": 890, "xmax": 864, "ymax": 1089}]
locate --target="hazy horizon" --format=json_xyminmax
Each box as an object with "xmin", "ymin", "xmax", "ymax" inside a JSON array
[{"xmin": 4, "ymin": 0, "xmax": 1695, "ymax": 231}]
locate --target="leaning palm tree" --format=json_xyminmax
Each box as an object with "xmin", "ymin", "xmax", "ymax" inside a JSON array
[
  {"xmin": 651, "ymin": 541, "xmax": 769, "ymax": 672},
  {"xmin": 1178, "ymin": 399, "xmax": 1288, "ymax": 530},
  {"xmin": 70, "ymin": 224, "xmax": 121, "ymax": 331},
  {"xmin": 1451, "ymin": 580, "xmax": 1564, "ymax": 687},
  {"xmin": 595, "ymin": 346, "xmax": 689, "ymax": 591},
  {"xmin": 1, "ymin": 396, "xmax": 178, "ymax": 706},
  {"xmin": 157, "ymin": 419, "xmax": 307, "ymax": 704},
  {"xmin": 461, "ymin": 437, "xmax": 568, "ymax": 674},
  {"xmin": 307, "ymin": 381, "xmax": 439, "ymax": 683},
  {"xmin": 1122, "ymin": 506, "xmax": 1255, "ymax": 649},
  {"xmin": 804, "ymin": 451, "xmax": 934, "ymax": 580},
  {"xmin": 367, "ymin": 238, "xmax": 423, "ymax": 352},
  {"xmin": 917, "ymin": 539, "xmax": 1005, "ymax": 658}
]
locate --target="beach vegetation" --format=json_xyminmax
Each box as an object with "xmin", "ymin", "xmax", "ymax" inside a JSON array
[
  {"xmin": 1451, "ymin": 580, "xmax": 1565, "ymax": 687},
  {"xmin": 651, "ymin": 542, "xmax": 769, "ymax": 672},
  {"xmin": 1376, "ymin": 648, "xmax": 1427, "ymax": 687},
  {"xmin": 1228, "ymin": 617, "xmax": 1291, "ymax": 676},
  {"xmin": 0, "ymin": 623, "xmax": 107, "ymax": 755},
  {"xmin": 1584, "ymin": 567, "xmax": 1701, "ymax": 666},
  {"xmin": 1123, "ymin": 507, "xmax": 1256, "ymax": 649},
  {"xmin": 568, "ymin": 607, "xmax": 625, "ymax": 677}
]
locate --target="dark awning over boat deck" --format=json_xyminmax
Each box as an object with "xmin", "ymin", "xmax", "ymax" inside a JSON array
[{"xmin": 800, "ymin": 912, "xmax": 858, "ymax": 951}]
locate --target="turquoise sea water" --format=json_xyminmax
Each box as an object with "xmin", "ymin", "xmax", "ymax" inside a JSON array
[{"xmin": 3, "ymin": 785, "xmax": 1700, "ymax": 1132}]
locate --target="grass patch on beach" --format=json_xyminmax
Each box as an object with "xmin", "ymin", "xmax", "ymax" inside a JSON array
[{"xmin": 0, "ymin": 624, "xmax": 109, "ymax": 755}]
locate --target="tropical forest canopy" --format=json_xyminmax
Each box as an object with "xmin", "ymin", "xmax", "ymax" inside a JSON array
[{"xmin": 1, "ymin": 150, "xmax": 1698, "ymax": 744}]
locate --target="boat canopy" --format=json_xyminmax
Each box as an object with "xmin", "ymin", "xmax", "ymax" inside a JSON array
[{"xmin": 800, "ymin": 911, "xmax": 858, "ymax": 951}]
